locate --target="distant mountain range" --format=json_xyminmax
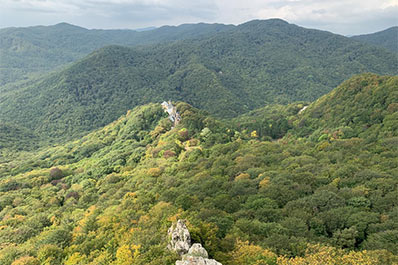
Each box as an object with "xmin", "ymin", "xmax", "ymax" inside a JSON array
[
  {"xmin": 351, "ymin": 26, "xmax": 398, "ymax": 53},
  {"xmin": 0, "ymin": 22, "xmax": 233, "ymax": 85},
  {"xmin": 134, "ymin": 26, "xmax": 157, "ymax": 32},
  {"xmin": 0, "ymin": 19, "xmax": 397, "ymax": 141},
  {"xmin": 1, "ymin": 21, "xmax": 396, "ymax": 86}
]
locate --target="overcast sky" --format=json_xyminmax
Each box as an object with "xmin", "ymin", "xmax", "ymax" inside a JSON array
[{"xmin": 1, "ymin": 0, "xmax": 397, "ymax": 35}]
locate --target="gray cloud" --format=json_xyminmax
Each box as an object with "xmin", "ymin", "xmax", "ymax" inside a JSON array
[{"xmin": 0, "ymin": 0, "xmax": 397, "ymax": 35}]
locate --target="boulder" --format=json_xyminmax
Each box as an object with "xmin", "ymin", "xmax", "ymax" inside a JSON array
[
  {"xmin": 187, "ymin": 243, "xmax": 208, "ymax": 258},
  {"xmin": 176, "ymin": 255, "xmax": 222, "ymax": 265},
  {"xmin": 175, "ymin": 243, "xmax": 222, "ymax": 265}
]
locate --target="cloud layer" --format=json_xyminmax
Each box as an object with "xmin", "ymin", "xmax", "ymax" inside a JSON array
[{"xmin": 1, "ymin": 0, "xmax": 397, "ymax": 35}]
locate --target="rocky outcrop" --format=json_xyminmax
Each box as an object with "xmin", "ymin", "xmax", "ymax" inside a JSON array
[
  {"xmin": 168, "ymin": 219, "xmax": 191, "ymax": 255},
  {"xmin": 176, "ymin": 244, "xmax": 222, "ymax": 265},
  {"xmin": 161, "ymin": 101, "xmax": 181, "ymax": 127},
  {"xmin": 187, "ymin": 243, "xmax": 209, "ymax": 258},
  {"xmin": 176, "ymin": 255, "xmax": 222, "ymax": 265},
  {"xmin": 168, "ymin": 220, "xmax": 222, "ymax": 265}
]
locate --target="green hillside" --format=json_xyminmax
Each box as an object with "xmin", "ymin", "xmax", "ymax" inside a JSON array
[
  {"xmin": 351, "ymin": 27, "xmax": 398, "ymax": 53},
  {"xmin": 1, "ymin": 20, "xmax": 397, "ymax": 141},
  {"xmin": 295, "ymin": 73, "xmax": 398, "ymax": 139},
  {"xmin": 0, "ymin": 74, "xmax": 397, "ymax": 264},
  {"xmin": 0, "ymin": 22, "xmax": 233, "ymax": 85}
]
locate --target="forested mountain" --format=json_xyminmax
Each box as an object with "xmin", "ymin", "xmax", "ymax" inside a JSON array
[
  {"xmin": 0, "ymin": 22, "xmax": 233, "ymax": 85},
  {"xmin": 1, "ymin": 19, "xmax": 397, "ymax": 141},
  {"xmin": 351, "ymin": 27, "xmax": 398, "ymax": 53},
  {"xmin": 0, "ymin": 74, "xmax": 397, "ymax": 265}
]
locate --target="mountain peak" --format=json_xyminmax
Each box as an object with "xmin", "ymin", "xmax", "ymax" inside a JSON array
[
  {"xmin": 52, "ymin": 22, "xmax": 87, "ymax": 31},
  {"xmin": 239, "ymin": 18, "xmax": 289, "ymax": 28}
]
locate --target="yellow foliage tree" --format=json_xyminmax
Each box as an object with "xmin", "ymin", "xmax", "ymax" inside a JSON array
[
  {"xmin": 147, "ymin": 167, "xmax": 162, "ymax": 177},
  {"xmin": 73, "ymin": 205, "xmax": 97, "ymax": 238},
  {"xmin": 259, "ymin": 177, "xmax": 270, "ymax": 189},
  {"xmin": 235, "ymin": 173, "xmax": 250, "ymax": 181},
  {"xmin": 64, "ymin": 252, "xmax": 87, "ymax": 265},
  {"xmin": 90, "ymin": 250, "xmax": 113, "ymax": 264},
  {"xmin": 228, "ymin": 240, "xmax": 277, "ymax": 265},
  {"xmin": 113, "ymin": 244, "xmax": 140, "ymax": 265}
]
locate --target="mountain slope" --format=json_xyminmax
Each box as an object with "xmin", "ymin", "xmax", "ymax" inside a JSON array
[
  {"xmin": 1, "ymin": 20, "xmax": 397, "ymax": 140},
  {"xmin": 295, "ymin": 73, "xmax": 398, "ymax": 139},
  {"xmin": 351, "ymin": 26, "xmax": 398, "ymax": 53},
  {"xmin": 0, "ymin": 22, "xmax": 233, "ymax": 85},
  {"xmin": 0, "ymin": 75, "xmax": 397, "ymax": 264}
]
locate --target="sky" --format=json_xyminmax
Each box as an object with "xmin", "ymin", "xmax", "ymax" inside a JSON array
[{"xmin": 0, "ymin": 0, "xmax": 397, "ymax": 35}]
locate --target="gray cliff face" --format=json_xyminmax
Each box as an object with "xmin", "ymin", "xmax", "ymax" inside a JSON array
[{"xmin": 168, "ymin": 220, "xmax": 222, "ymax": 265}]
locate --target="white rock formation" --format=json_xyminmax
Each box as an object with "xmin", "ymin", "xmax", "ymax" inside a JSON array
[
  {"xmin": 188, "ymin": 243, "xmax": 209, "ymax": 258},
  {"xmin": 168, "ymin": 220, "xmax": 223, "ymax": 265},
  {"xmin": 161, "ymin": 101, "xmax": 181, "ymax": 126},
  {"xmin": 298, "ymin": 105, "xmax": 308, "ymax": 114},
  {"xmin": 176, "ymin": 244, "xmax": 222, "ymax": 265},
  {"xmin": 176, "ymin": 255, "xmax": 222, "ymax": 265},
  {"xmin": 168, "ymin": 219, "xmax": 191, "ymax": 255}
]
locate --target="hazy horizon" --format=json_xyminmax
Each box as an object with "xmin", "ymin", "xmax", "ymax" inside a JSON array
[
  {"xmin": 0, "ymin": 18, "xmax": 397, "ymax": 37},
  {"xmin": 1, "ymin": 0, "xmax": 397, "ymax": 36}
]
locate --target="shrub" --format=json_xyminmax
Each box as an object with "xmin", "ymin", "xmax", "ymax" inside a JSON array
[
  {"xmin": 163, "ymin": 150, "xmax": 176, "ymax": 158},
  {"xmin": 148, "ymin": 168, "xmax": 162, "ymax": 177}
]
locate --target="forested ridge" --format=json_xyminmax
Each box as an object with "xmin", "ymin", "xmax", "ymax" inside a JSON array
[
  {"xmin": 351, "ymin": 26, "xmax": 398, "ymax": 53},
  {"xmin": 1, "ymin": 19, "xmax": 397, "ymax": 143},
  {"xmin": 0, "ymin": 74, "xmax": 397, "ymax": 264}
]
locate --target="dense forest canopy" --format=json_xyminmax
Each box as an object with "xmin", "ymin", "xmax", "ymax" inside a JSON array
[
  {"xmin": 1, "ymin": 17, "xmax": 397, "ymax": 264},
  {"xmin": 0, "ymin": 74, "xmax": 397, "ymax": 264}
]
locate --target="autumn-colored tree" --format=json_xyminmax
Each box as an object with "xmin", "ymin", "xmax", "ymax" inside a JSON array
[
  {"xmin": 11, "ymin": 256, "xmax": 39, "ymax": 265},
  {"xmin": 113, "ymin": 244, "xmax": 140, "ymax": 265},
  {"xmin": 228, "ymin": 240, "xmax": 277, "ymax": 265}
]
